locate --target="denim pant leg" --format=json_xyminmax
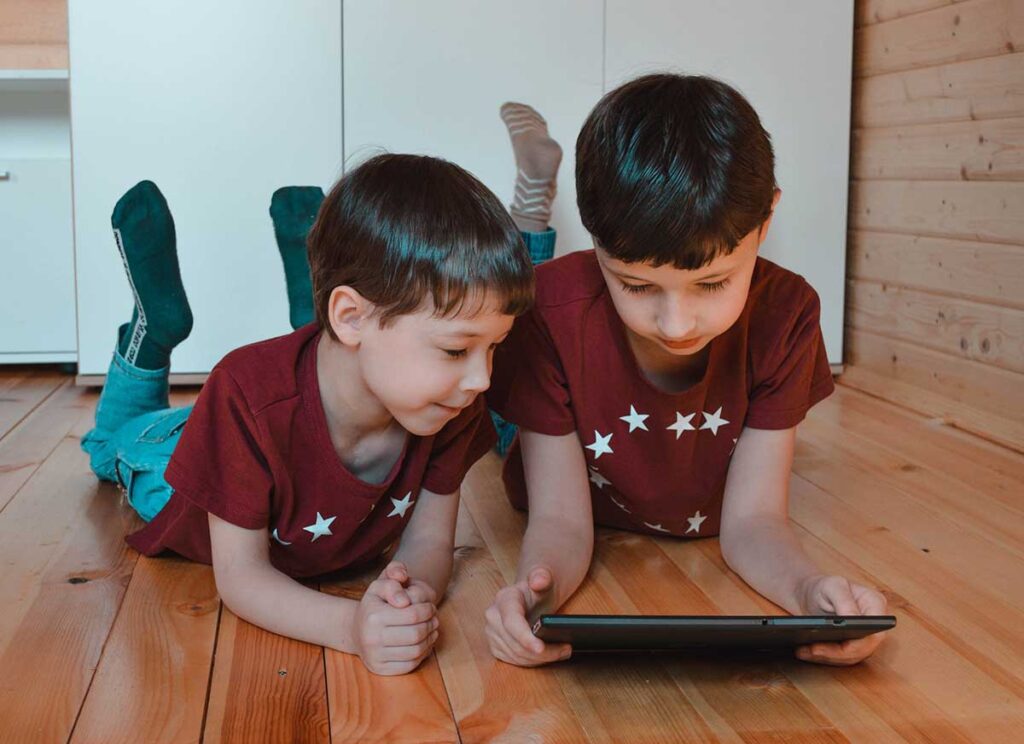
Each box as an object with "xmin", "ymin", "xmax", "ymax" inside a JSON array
[
  {"xmin": 491, "ymin": 228, "xmax": 558, "ymax": 456},
  {"xmin": 81, "ymin": 349, "xmax": 189, "ymax": 522}
]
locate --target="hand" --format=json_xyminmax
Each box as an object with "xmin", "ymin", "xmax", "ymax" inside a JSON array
[
  {"xmin": 484, "ymin": 566, "xmax": 571, "ymax": 667},
  {"xmin": 796, "ymin": 574, "xmax": 889, "ymax": 666},
  {"xmin": 353, "ymin": 561, "xmax": 440, "ymax": 675}
]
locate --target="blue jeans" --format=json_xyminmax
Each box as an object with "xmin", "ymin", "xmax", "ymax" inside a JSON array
[{"xmin": 81, "ymin": 349, "xmax": 189, "ymax": 522}]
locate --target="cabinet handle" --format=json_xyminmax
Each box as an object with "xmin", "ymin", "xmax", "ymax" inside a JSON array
[{"xmin": 0, "ymin": 171, "xmax": 9, "ymax": 180}]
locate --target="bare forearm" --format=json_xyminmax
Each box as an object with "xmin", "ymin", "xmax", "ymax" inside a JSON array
[
  {"xmin": 720, "ymin": 514, "xmax": 821, "ymax": 615},
  {"xmin": 392, "ymin": 540, "xmax": 454, "ymax": 600},
  {"xmin": 216, "ymin": 562, "xmax": 359, "ymax": 652},
  {"xmin": 517, "ymin": 518, "xmax": 593, "ymax": 612}
]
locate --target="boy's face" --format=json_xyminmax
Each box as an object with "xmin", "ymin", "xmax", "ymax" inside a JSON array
[
  {"xmin": 595, "ymin": 227, "xmax": 763, "ymax": 361},
  {"xmin": 353, "ymin": 295, "xmax": 515, "ymax": 436}
]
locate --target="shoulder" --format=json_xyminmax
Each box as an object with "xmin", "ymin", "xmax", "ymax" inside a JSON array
[
  {"xmin": 211, "ymin": 324, "xmax": 318, "ymax": 413},
  {"xmin": 746, "ymin": 257, "xmax": 821, "ymax": 339},
  {"xmin": 533, "ymin": 250, "xmax": 607, "ymax": 311}
]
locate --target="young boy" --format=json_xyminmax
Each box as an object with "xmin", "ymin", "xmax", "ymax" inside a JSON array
[
  {"xmin": 81, "ymin": 154, "xmax": 534, "ymax": 676},
  {"xmin": 486, "ymin": 74, "xmax": 889, "ymax": 667}
]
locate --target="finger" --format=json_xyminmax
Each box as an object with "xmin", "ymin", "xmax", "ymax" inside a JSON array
[
  {"xmin": 487, "ymin": 625, "xmax": 539, "ymax": 667},
  {"xmin": 371, "ymin": 578, "xmax": 411, "ymax": 608},
  {"xmin": 526, "ymin": 567, "xmax": 553, "ymax": 594},
  {"xmin": 381, "ymin": 601, "xmax": 436, "ymax": 627},
  {"xmin": 382, "ymin": 560, "xmax": 409, "ymax": 583},
  {"xmin": 853, "ymin": 585, "xmax": 889, "ymax": 615},
  {"xmin": 383, "ymin": 617, "xmax": 440, "ymax": 646},
  {"xmin": 405, "ymin": 581, "xmax": 438, "ymax": 605},
  {"xmin": 499, "ymin": 597, "xmax": 545, "ymax": 655},
  {"xmin": 383, "ymin": 630, "xmax": 440, "ymax": 662},
  {"xmin": 823, "ymin": 578, "xmax": 861, "ymax": 616}
]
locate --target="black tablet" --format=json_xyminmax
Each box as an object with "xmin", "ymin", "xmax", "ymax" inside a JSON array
[{"xmin": 532, "ymin": 614, "xmax": 896, "ymax": 651}]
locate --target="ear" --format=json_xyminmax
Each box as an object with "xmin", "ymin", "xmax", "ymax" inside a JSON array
[
  {"xmin": 757, "ymin": 189, "xmax": 783, "ymax": 244},
  {"xmin": 327, "ymin": 286, "xmax": 373, "ymax": 347}
]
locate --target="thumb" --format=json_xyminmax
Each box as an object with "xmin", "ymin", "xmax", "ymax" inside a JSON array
[
  {"xmin": 382, "ymin": 560, "xmax": 409, "ymax": 584},
  {"xmin": 527, "ymin": 566, "xmax": 553, "ymax": 595}
]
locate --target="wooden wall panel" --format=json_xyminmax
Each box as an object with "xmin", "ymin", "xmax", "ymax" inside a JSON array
[{"xmin": 846, "ymin": 0, "xmax": 1024, "ymax": 451}]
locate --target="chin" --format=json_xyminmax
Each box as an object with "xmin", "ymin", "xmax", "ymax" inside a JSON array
[{"xmin": 394, "ymin": 409, "xmax": 453, "ymax": 437}]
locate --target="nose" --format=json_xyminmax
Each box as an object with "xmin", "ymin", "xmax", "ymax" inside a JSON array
[
  {"xmin": 656, "ymin": 293, "xmax": 697, "ymax": 340},
  {"xmin": 459, "ymin": 350, "xmax": 492, "ymax": 395}
]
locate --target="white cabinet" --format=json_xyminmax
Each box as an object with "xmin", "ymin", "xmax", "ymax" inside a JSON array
[
  {"xmin": 604, "ymin": 0, "xmax": 854, "ymax": 364},
  {"xmin": 0, "ymin": 79, "xmax": 76, "ymax": 363},
  {"xmin": 69, "ymin": 0, "xmax": 343, "ymax": 376},
  {"xmin": 69, "ymin": 1, "xmax": 852, "ymax": 373},
  {"xmin": 342, "ymin": 0, "xmax": 604, "ymax": 257}
]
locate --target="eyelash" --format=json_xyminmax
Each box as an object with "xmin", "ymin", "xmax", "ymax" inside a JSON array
[
  {"xmin": 619, "ymin": 279, "xmax": 730, "ymax": 295},
  {"xmin": 443, "ymin": 342, "xmax": 501, "ymax": 360}
]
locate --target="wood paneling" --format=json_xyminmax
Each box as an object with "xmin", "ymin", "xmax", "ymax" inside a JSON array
[{"xmin": 847, "ymin": 0, "xmax": 1024, "ymax": 450}]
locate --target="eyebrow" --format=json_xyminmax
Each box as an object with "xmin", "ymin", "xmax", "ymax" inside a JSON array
[{"xmin": 611, "ymin": 268, "xmax": 732, "ymax": 283}]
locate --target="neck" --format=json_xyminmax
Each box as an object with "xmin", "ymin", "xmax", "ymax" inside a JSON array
[{"xmin": 315, "ymin": 331, "xmax": 396, "ymax": 445}]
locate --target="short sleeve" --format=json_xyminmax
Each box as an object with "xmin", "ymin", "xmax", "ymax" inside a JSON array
[
  {"xmin": 745, "ymin": 288, "xmax": 835, "ymax": 430},
  {"xmin": 487, "ymin": 307, "xmax": 576, "ymax": 436},
  {"xmin": 421, "ymin": 396, "xmax": 497, "ymax": 495},
  {"xmin": 163, "ymin": 368, "xmax": 274, "ymax": 529}
]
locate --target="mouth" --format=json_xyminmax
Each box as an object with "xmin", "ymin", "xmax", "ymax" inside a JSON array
[
  {"xmin": 660, "ymin": 336, "xmax": 702, "ymax": 351},
  {"xmin": 434, "ymin": 402, "xmax": 467, "ymax": 414}
]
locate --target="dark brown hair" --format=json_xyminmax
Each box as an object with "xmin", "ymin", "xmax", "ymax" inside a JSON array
[
  {"xmin": 576, "ymin": 73, "xmax": 777, "ymax": 270},
  {"xmin": 307, "ymin": 154, "xmax": 534, "ymax": 335}
]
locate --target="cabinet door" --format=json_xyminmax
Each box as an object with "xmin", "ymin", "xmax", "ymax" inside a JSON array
[
  {"xmin": 69, "ymin": 0, "xmax": 343, "ymax": 375},
  {"xmin": 0, "ymin": 158, "xmax": 76, "ymax": 359},
  {"xmin": 605, "ymin": 0, "xmax": 854, "ymax": 364},
  {"xmin": 342, "ymin": 0, "xmax": 603, "ymax": 255}
]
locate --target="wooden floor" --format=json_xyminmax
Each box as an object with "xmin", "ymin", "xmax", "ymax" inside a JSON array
[{"xmin": 0, "ymin": 367, "xmax": 1022, "ymax": 743}]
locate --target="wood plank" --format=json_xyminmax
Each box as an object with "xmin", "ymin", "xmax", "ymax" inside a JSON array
[
  {"xmin": 203, "ymin": 607, "xmax": 330, "ymax": 744},
  {"xmin": 847, "ymin": 230, "xmax": 1024, "ymax": 310},
  {"xmin": 0, "ymin": 371, "xmax": 64, "ymax": 442},
  {"xmin": 0, "ymin": 380, "xmax": 88, "ymax": 513},
  {"xmin": 848, "ymin": 179, "xmax": 1024, "ymax": 244},
  {"xmin": 855, "ymin": 0, "xmax": 1024, "ymax": 78},
  {"xmin": 853, "ymin": 51, "xmax": 1024, "ymax": 128},
  {"xmin": 856, "ymin": 0, "xmax": 968, "ymax": 27},
  {"xmin": 843, "ymin": 329, "xmax": 1019, "ymax": 440},
  {"xmin": 319, "ymin": 568, "xmax": 459, "ymax": 743},
  {"xmin": 69, "ymin": 557, "xmax": 219, "ymax": 744},
  {"xmin": 846, "ymin": 277, "xmax": 1024, "ymax": 374},
  {"xmin": 852, "ymin": 117, "xmax": 1024, "ymax": 180},
  {"xmin": 0, "ymin": 0, "xmax": 67, "ymax": 69},
  {"xmin": 0, "ymin": 440, "xmax": 141, "ymax": 744},
  {"xmin": 819, "ymin": 386, "xmax": 1024, "ymax": 509}
]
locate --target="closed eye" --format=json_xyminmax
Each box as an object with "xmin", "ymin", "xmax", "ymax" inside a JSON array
[
  {"xmin": 443, "ymin": 349, "xmax": 468, "ymax": 359},
  {"xmin": 698, "ymin": 279, "xmax": 730, "ymax": 293},
  {"xmin": 620, "ymin": 281, "xmax": 653, "ymax": 295}
]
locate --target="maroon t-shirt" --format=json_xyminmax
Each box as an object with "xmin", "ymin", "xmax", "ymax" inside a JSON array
[
  {"xmin": 487, "ymin": 250, "xmax": 834, "ymax": 539},
  {"xmin": 127, "ymin": 324, "xmax": 496, "ymax": 578}
]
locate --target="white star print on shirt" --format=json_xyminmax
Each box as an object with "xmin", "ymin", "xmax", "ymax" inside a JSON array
[
  {"xmin": 644, "ymin": 522, "xmax": 670, "ymax": 533},
  {"xmin": 666, "ymin": 412, "xmax": 697, "ymax": 440},
  {"xmin": 686, "ymin": 511, "xmax": 708, "ymax": 534},
  {"xmin": 589, "ymin": 468, "xmax": 612, "ymax": 489},
  {"xmin": 585, "ymin": 430, "xmax": 614, "ymax": 459},
  {"xmin": 271, "ymin": 528, "xmax": 292, "ymax": 546},
  {"xmin": 609, "ymin": 494, "xmax": 631, "ymax": 513},
  {"xmin": 700, "ymin": 406, "xmax": 730, "ymax": 436},
  {"xmin": 619, "ymin": 405, "xmax": 650, "ymax": 432},
  {"xmin": 388, "ymin": 491, "xmax": 415, "ymax": 518},
  {"xmin": 303, "ymin": 512, "xmax": 336, "ymax": 542}
]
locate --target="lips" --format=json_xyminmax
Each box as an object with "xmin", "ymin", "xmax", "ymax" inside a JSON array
[{"xmin": 661, "ymin": 336, "xmax": 701, "ymax": 350}]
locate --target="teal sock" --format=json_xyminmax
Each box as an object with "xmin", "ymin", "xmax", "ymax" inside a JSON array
[
  {"xmin": 112, "ymin": 180, "xmax": 193, "ymax": 370},
  {"xmin": 270, "ymin": 186, "xmax": 324, "ymax": 330}
]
